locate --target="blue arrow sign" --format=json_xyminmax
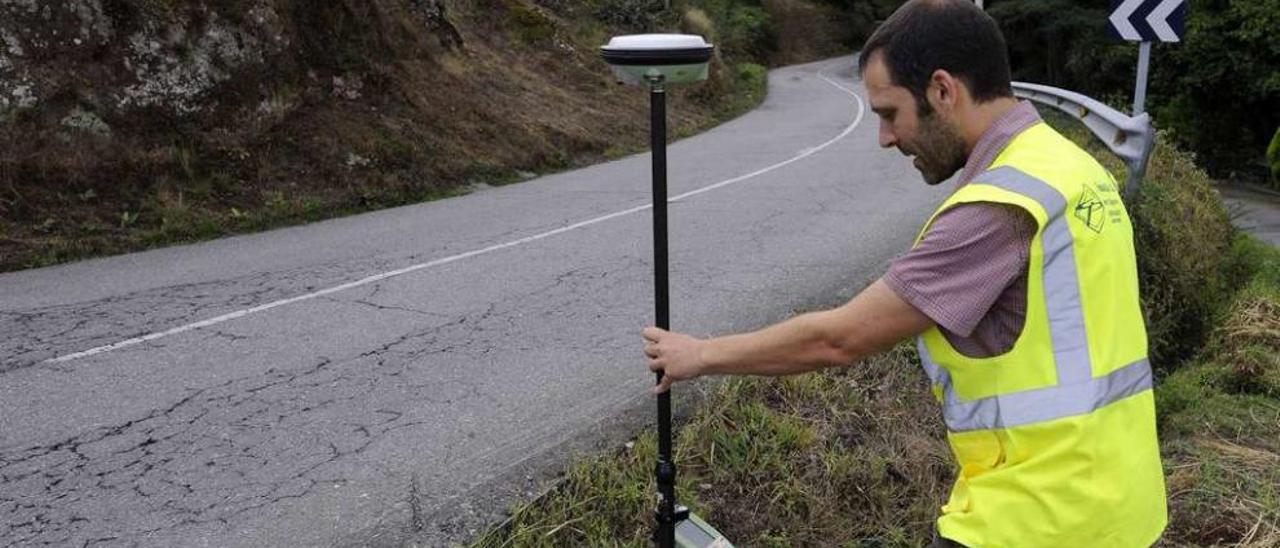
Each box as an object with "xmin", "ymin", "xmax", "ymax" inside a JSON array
[{"xmin": 1109, "ymin": 0, "xmax": 1187, "ymax": 42}]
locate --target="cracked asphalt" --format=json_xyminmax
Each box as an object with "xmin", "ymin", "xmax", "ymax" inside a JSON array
[{"xmin": 0, "ymin": 57, "xmax": 949, "ymax": 547}]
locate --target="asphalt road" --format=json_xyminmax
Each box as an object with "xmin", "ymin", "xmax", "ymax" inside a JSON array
[
  {"xmin": 1220, "ymin": 183, "xmax": 1280, "ymax": 247},
  {"xmin": 0, "ymin": 56, "xmax": 948, "ymax": 547}
]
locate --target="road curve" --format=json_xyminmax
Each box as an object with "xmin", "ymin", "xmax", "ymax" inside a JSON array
[{"xmin": 0, "ymin": 56, "xmax": 949, "ymax": 547}]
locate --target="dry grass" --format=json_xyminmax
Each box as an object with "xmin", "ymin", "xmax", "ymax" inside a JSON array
[
  {"xmin": 473, "ymin": 344, "xmax": 951, "ymax": 547},
  {"xmin": 1161, "ymin": 432, "xmax": 1280, "ymax": 547},
  {"xmin": 1155, "ymin": 235, "xmax": 1280, "ymax": 547},
  {"xmin": 682, "ymin": 8, "xmax": 716, "ymax": 42},
  {"xmin": 682, "ymin": 345, "xmax": 950, "ymax": 545},
  {"xmin": 1219, "ymin": 295, "xmax": 1280, "ymax": 397},
  {"xmin": 1221, "ymin": 298, "xmax": 1280, "ymax": 345}
]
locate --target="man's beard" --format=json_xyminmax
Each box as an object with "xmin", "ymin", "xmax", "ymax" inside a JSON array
[{"xmin": 908, "ymin": 110, "xmax": 967, "ymax": 186}]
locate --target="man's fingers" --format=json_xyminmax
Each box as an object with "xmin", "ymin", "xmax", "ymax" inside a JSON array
[
  {"xmin": 642, "ymin": 327, "xmax": 684, "ymax": 394},
  {"xmin": 642, "ymin": 326, "xmax": 666, "ymax": 342},
  {"xmin": 653, "ymin": 374, "xmax": 674, "ymax": 394}
]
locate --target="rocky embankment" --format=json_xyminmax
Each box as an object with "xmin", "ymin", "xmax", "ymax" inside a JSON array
[{"xmin": 2, "ymin": 0, "xmax": 802, "ymax": 270}]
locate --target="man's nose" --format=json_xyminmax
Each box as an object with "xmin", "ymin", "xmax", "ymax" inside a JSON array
[{"xmin": 878, "ymin": 121, "xmax": 897, "ymax": 149}]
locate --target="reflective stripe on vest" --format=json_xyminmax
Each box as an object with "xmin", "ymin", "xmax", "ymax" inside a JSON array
[{"xmin": 918, "ymin": 166, "xmax": 1154, "ymax": 432}]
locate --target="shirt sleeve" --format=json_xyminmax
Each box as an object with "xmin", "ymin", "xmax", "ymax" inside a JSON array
[{"xmin": 884, "ymin": 202, "xmax": 1035, "ymax": 337}]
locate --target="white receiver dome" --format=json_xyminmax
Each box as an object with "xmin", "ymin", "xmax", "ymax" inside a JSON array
[{"xmin": 600, "ymin": 34, "xmax": 714, "ymax": 86}]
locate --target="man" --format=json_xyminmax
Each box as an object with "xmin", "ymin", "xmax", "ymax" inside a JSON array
[{"xmin": 640, "ymin": 0, "xmax": 1168, "ymax": 546}]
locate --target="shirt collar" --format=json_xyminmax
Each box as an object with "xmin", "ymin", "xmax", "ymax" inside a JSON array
[{"xmin": 956, "ymin": 100, "xmax": 1041, "ymax": 186}]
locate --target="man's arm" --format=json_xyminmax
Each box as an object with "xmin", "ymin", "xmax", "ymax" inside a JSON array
[{"xmin": 643, "ymin": 278, "xmax": 933, "ymax": 393}]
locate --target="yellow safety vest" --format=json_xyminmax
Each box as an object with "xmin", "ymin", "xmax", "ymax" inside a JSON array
[{"xmin": 916, "ymin": 122, "xmax": 1167, "ymax": 547}]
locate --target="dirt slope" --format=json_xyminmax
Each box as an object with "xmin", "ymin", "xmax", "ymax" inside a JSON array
[{"xmin": 0, "ymin": 0, "xmax": 850, "ymax": 271}]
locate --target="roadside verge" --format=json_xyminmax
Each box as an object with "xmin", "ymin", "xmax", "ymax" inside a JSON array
[{"xmin": 463, "ymin": 111, "xmax": 1280, "ymax": 547}]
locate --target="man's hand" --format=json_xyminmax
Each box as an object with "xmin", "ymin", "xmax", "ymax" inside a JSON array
[
  {"xmin": 642, "ymin": 327, "xmax": 707, "ymax": 394},
  {"xmin": 639, "ymin": 279, "xmax": 933, "ymax": 393}
]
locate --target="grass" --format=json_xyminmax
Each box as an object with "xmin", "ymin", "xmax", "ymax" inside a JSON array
[
  {"xmin": 1157, "ymin": 236, "xmax": 1280, "ymax": 547},
  {"xmin": 3, "ymin": 179, "xmax": 472, "ymax": 271},
  {"xmin": 471, "ymin": 113, "xmax": 1280, "ymax": 546},
  {"xmin": 471, "ymin": 346, "xmax": 949, "ymax": 547}
]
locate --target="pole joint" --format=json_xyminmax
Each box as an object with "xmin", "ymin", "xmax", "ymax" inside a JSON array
[
  {"xmin": 655, "ymin": 458, "xmax": 676, "ymax": 484},
  {"xmin": 646, "ymin": 73, "xmax": 666, "ymax": 91}
]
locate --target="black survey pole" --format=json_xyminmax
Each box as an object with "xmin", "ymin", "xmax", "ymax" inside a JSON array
[
  {"xmin": 649, "ymin": 76, "xmax": 681, "ymax": 548},
  {"xmin": 600, "ymin": 34, "xmax": 715, "ymax": 548}
]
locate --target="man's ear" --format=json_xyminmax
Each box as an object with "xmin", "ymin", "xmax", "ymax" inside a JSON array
[{"xmin": 928, "ymin": 69, "xmax": 960, "ymax": 112}]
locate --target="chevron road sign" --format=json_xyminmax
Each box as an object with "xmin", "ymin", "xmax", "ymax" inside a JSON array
[
  {"xmin": 1106, "ymin": 0, "xmax": 1190, "ymax": 114},
  {"xmin": 1109, "ymin": 0, "xmax": 1188, "ymax": 42}
]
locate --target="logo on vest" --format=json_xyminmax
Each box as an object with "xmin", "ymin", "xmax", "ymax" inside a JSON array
[{"xmin": 1076, "ymin": 188, "xmax": 1107, "ymax": 233}]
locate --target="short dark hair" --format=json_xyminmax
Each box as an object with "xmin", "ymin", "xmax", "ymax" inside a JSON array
[{"xmin": 858, "ymin": 0, "xmax": 1013, "ymax": 113}]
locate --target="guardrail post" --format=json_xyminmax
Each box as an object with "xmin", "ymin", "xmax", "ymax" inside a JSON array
[{"xmin": 1012, "ymin": 82, "xmax": 1156, "ymax": 198}]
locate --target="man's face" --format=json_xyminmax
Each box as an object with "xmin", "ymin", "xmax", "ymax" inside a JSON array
[{"xmin": 863, "ymin": 54, "xmax": 966, "ymax": 185}]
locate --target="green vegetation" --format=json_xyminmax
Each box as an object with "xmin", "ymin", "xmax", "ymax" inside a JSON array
[
  {"xmin": 472, "ymin": 346, "xmax": 949, "ymax": 547},
  {"xmin": 1042, "ymin": 114, "xmax": 1280, "ymax": 544},
  {"xmin": 472, "ymin": 114, "xmax": 1280, "ymax": 546},
  {"xmin": 1152, "ymin": 0, "xmax": 1280, "ymax": 186},
  {"xmin": 690, "ymin": 0, "xmax": 777, "ymax": 60},
  {"xmin": 813, "ymin": 0, "xmax": 913, "ymax": 49},
  {"xmin": 715, "ymin": 62, "xmax": 767, "ymax": 120},
  {"xmin": 506, "ymin": 2, "xmax": 558, "ymax": 45},
  {"xmin": 1156, "ymin": 235, "xmax": 1280, "ymax": 546},
  {"xmin": 1126, "ymin": 131, "xmax": 1237, "ymax": 366},
  {"xmin": 1269, "ymin": 127, "xmax": 1280, "ymax": 187},
  {"xmin": 810, "ymin": 0, "xmax": 1280, "ymax": 185},
  {"xmin": 985, "ymin": 0, "xmax": 1280, "ymax": 185}
]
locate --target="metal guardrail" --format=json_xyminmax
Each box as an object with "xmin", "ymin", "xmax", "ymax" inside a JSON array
[{"xmin": 1012, "ymin": 82, "xmax": 1156, "ymax": 197}]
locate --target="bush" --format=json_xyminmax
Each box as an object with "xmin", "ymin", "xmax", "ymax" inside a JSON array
[
  {"xmin": 687, "ymin": 0, "xmax": 777, "ymax": 61},
  {"xmin": 723, "ymin": 5, "xmax": 775, "ymax": 59},
  {"xmin": 984, "ymin": 0, "xmax": 1280, "ymax": 180},
  {"xmin": 987, "ymin": 0, "xmax": 1132, "ymax": 100},
  {"xmin": 813, "ymin": 0, "xmax": 904, "ymax": 47},
  {"xmin": 1152, "ymin": 0, "xmax": 1280, "ymax": 179},
  {"xmin": 1046, "ymin": 113, "xmax": 1237, "ymax": 369},
  {"xmin": 735, "ymin": 62, "xmax": 766, "ymax": 88},
  {"xmin": 1128, "ymin": 142, "xmax": 1238, "ymax": 368}
]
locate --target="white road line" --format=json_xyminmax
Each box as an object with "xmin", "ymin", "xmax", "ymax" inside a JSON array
[{"xmin": 44, "ymin": 66, "xmax": 868, "ymax": 365}]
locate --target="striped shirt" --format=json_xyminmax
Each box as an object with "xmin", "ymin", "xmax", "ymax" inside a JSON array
[{"xmin": 884, "ymin": 101, "xmax": 1041, "ymax": 357}]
